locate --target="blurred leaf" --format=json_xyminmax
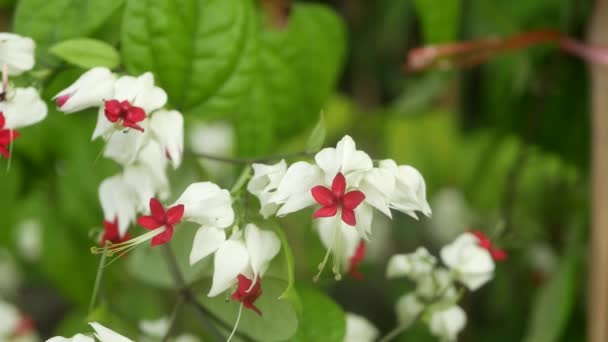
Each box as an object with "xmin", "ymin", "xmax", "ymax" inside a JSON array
[
  {"xmin": 121, "ymin": 0, "xmax": 345, "ymax": 155},
  {"xmin": 49, "ymin": 38, "xmax": 120, "ymax": 69},
  {"xmin": 127, "ymin": 223, "xmax": 213, "ymax": 289},
  {"xmin": 289, "ymin": 286, "xmax": 346, "ymax": 342},
  {"xmin": 14, "ymin": 0, "xmax": 124, "ymax": 64},
  {"xmin": 306, "ymin": 112, "xmax": 326, "ymax": 153},
  {"xmin": 199, "ymin": 277, "xmax": 299, "ymax": 342},
  {"xmin": 412, "ymin": 0, "xmax": 461, "ymax": 43},
  {"xmin": 523, "ymin": 228, "xmax": 583, "ymax": 342}
]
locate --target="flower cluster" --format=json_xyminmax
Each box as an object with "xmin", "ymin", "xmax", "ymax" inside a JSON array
[
  {"xmin": 55, "ymin": 68, "xmax": 184, "ymax": 244},
  {"xmin": 47, "ymin": 322, "xmax": 132, "ymax": 342},
  {"xmin": 386, "ymin": 230, "xmax": 507, "ymax": 341},
  {"xmin": 0, "ymin": 298, "xmax": 38, "ymax": 341},
  {"xmin": 0, "ymin": 33, "xmax": 47, "ymax": 159},
  {"xmin": 247, "ymin": 135, "xmax": 431, "ymax": 280}
]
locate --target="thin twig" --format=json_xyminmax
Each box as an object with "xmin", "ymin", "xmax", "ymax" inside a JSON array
[
  {"xmin": 89, "ymin": 252, "xmax": 107, "ymax": 313},
  {"xmin": 190, "ymin": 150, "xmax": 314, "ymax": 165},
  {"xmin": 162, "ymin": 296, "xmax": 184, "ymax": 342}
]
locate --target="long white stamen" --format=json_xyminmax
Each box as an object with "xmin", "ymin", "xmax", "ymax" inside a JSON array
[
  {"xmin": 227, "ymin": 303, "xmax": 244, "ymax": 342},
  {"xmin": 91, "ymin": 228, "xmax": 164, "ymax": 258},
  {"xmin": 2, "ymin": 64, "xmax": 7, "ymax": 95},
  {"xmin": 314, "ymin": 216, "xmax": 341, "ymax": 282}
]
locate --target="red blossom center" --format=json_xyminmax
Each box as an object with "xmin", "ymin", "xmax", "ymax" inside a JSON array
[
  {"xmin": 137, "ymin": 198, "xmax": 184, "ymax": 246},
  {"xmin": 100, "ymin": 218, "xmax": 131, "ymax": 246},
  {"xmin": 311, "ymin": 172, "xmax": 366, "ymax": 226},
  {"xmin": 470, "ymin": 230, "xmax": 508, "ymax": 261},
  {"xmin": 55, "ymin": 94, "xmax": 70, "ymax": 107},
  {"xmin": 104, "ymin": 99, "xmax": 147, "ymax": 132},
  {"xmin": 231, "ymin": 274, "xmax": 263, "ymax": 316},
  {"xmin": 348, "ymin": 241, "xmax": 366, "ymax": 280},
  {"xmin": 0, "ymin": 112, "xmax": 20, "ymax": 159}
]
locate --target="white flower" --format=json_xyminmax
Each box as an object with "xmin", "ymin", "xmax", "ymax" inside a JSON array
[
  {"xmin": 271, "ymin": 161, "xmax": 323, "ymax": 216},
  {"xmin": 415, "ymin": 268, "xmax": 457, "ymax": 301},
  {"xmin": 316, "ymin": 215, "xmax": 368, "ymax": 279},
  {"xmin": 440, "ymin": 233, "xmax": 495, "ymax": 291},
  {"xmin": 344, "ymin": 313, "xmax": 379, "ymax": 342},
  {"xmin": 395, "ymin": 293, "xmax": 425, "ymax": 326},
  {"xmin": 0, "ymin": 87, "xmax": 47, "ymax": 129},
  {"xmin": 46, "ymin": 322, "xmax": 133, "ymax": 342},
  {"xmin": 139, "ymin": 316, "xmax": 170, "ymax": 338},
  {"xmin": 0, "ymin": 299, "xmax": 19, "ymax": 338},
  {"xmin": 378, "ymin": 159, "xmax": 431, "ymax": 219},
  {"xmin": 428, "ymin": 305, "xmax": 467, "ymax": 342},
  {"xmin": 247, "ymin": 160, "xmax": 287, "ymax": 218},
  {"xmin": 386, "ymin": 247, "xmax": 436, "ymax": 280},
  {"xmin": 0, "ymin": 33, "xmax": 35, "ymax": 75},
  {"xmin": 54, "ymin": 67, "xmax": 115, "ymax": 113},
  {"xmin": 173, "ymin": 182, "xmax": 234, "ymax": 228},
  {"xmin": 149, "ymin": 109, "xmax": 184, "ymax": 169},
  {"xmin": 16, "ymin": 219, "xmax": 42, "ymax": 262},
  {"xmin": 99, "ymin": 175, "xmax": 138, "ymax": 237},
  {"xmin": 189, "ymin": 121, "xmax": 234, "ymax": 177}
]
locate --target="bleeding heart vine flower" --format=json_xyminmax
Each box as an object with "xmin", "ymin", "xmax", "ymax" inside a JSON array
[
  {"xmin": 137, "ymin": 198, "xmax": 184, "ymax": 246},
  {"xmin": 0, "ymin": 112, "xmax": 19, "ymax": 159},
  {"xmin": 149, "ymin": 109, "xmax": 184, "ymax": 169},
  {"xmin": 99, "ymin": 175, "xmax": 138, "ymax": 237},
  {"xmin": 386, "ymin": 247, "xmax": 437, "ymax": 280},
  {"xmin": 0, "ymin": 299, "xmax": 37, "ymax": 341},
  {"xmin": 54, "ymin": 67, "xmax": 116, "ymax": 113},
  {"xmin": 100, "ymin": 218, "xmax": 131, "ymax": 246},
  {"xmin": 428, "ymin": 305, "xmax": 467, "ymax": 342},
  {"xmin": 0, "ymin": 33, "xmax": 35, "ymax": 76},
  {"xmin": 247, "ymin": 160, "xmax": 287, "ymax": 218},
  {"xmin": 46, "ymin": 322, "xmax": 133, "ymax": 342}
]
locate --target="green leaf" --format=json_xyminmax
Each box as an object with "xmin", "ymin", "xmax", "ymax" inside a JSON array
[
  {"xmin": 412, "ymin": 0, "xmax": 461, "ymax": 43},
  {"xmin": 14, "ymin": 0, "xmax": 124, "ymax": 64},
  {"xmin": 523, "ymin": 228, "xmax": 583, "ymax": 342},
  {"xmin": 289, "ymin": 286, "xmax": 346, "ymax": 342},
  {"xmin": 127, "ymin": 223, "xmax": 213, "ymax": 289},
  {"xmin": 199, "ymin": 277, "xmax": 299, "ymax": 342},
  {"xmin": 306, "ymin": 112, "xmax": 326, "ymax": 153},
  {"xmin": 49, "ymin": 39, "xmax": 120, "ymax": 69},
  {"xmin": 121, "ymin": 0, "xmax": 345, "ymax": 155}
]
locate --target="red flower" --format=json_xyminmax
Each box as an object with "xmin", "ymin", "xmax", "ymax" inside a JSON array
[
  {"xmin": 137, "ymin": 198, "xmax": 184, "ymax": 246},
  {"xmin": 100, "ymin": 218, "xmax": 131, "ymax": 246},
  {"xmin": 231, "ymin": 274, "xmax": 263, "ymax": 316},
  {"xmin": 311, "ymin": 172, "xmax": 366, "ymax": 226},
  {"xmin": 0, "ymin": 112, "xmax": 20, "ymax": 159},
  {"xmin": 104, "ymin": 99, "xmax": 146, "ymax": 132},
  {"xmin": 348, "ymin": 241, "xmax": 366, "ymax": 280},
  {"xmin": 470, "ymin": 230, "xmax": 508, "ymax": 261}
]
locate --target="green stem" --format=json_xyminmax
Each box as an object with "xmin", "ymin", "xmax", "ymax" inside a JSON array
[
  {"xmin": 89, "ymin": 252, "xmax": 107, "ymax": 313},
  {"xmin": 162, "ymin": 296, "xmax": 184, "ymax": 342},
  {"xmin": 191, "ymin": 150, "xmax": 314, "ymax": 165}
]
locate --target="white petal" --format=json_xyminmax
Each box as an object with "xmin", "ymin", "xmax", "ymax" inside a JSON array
[
  {"xmin": 0, "ymin": 300, "xmax": 19, "ymax": 336},
  {"xmin": 54, "ymin": 67, "xmax": 115, "ymax": 113},
  {"xmin": 428, "ymin": 306, "xmax": 467, "ymax": 341},
  {"xmin": 0, "ymin": 33, "xmax": 35, "ymax": 75},
  {"xmin": 386, "ymin": 247, "xmax": 436, "ymax": 280},
  {"xmin": 139, "ymin": 317, "xmax": 171, "ymax": 338},
  {"xmin": 395, "ymin": 294, "xmax": 425, "ymax": 325},
  {"xmin": 440, "ymin": 233, "xmax": 495, "ymax": 291},
  {"xmin": 273, "ymin": 161, "xmax": 322, "ymax": 216},
  {"xmin": 99, "ymin": 175, "xmax": 137, "ymax": 237},
  {"xmin": 317, "ymin": 216, "xmax": 361, "ymax": 268},
  {"xmin": 354, "ymin": 203, "xmax": 373, "ymax": 241},
  {"xmin": 344, "ymin": 313, "xmax": 379, "ymax": 342},
  {"xmin": 415, "ymin": 268, "xmax": 457, "ymax": 301},
  {"xmin": 134, "ymin": 139, "xmax": 170, "ymax": 200},
  {"xmin": 89, "ymin": 322, "xmax": 133, "ymax": 342},
  {"xmin": 208, "ymin": 240, "xmax": 249, "ymax": 297},
  {"xmin": 173, "ymin": 182, "xmax": 234, "ymax": 228},
  {"xmin": 335, "ymin": 135, "xmax": 373, "ymax": 179},
  {"xmin": 91, "ymin": 107, "xmax": 115, "ymax": 140},
  {"xmin": 114, "ymin": 73, "xmax": 166, "ymax": 113},
  {"xmin": 244, "ymin": 223, "xmax": 281, "ymax": 280},
  {"xmin": 247, "ymin": 160, "xmax": 287, "ymax": 195},
  {"xmin": 190, "ymin": 226, "xmax": 226, "ymax": 266},
  {"xmin": 46, "ymin": 334, "xmax": 94, "ymax": 342},
  {"xmin": 122, "ymin": 165, "xmax": 159, "ymax": 212},
  {"xmin": 0, "ymin": 87, "xmax": 47, "ymax": 129},
  {"xmin": 359, "ymin": 168, "xmax": 394, "ymax": 218},
  {"xmin": 103, "ymin": 123, "xmax": 150, "ymax": 165},
  {"xmin": 150, "ymin": 109, "xmax": 184, "ymax": 168},
  {"xmin": 314, "ymin": 147, "xmax": 339, "ymax": 183},
  {"xmin": 381, "ymin": 160, "xmax": 431, "ymax": 219}
]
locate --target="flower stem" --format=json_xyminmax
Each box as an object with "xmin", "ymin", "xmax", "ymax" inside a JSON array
[
  {"xmin": 227, "ymin": 304, "xmax": 244, "ymax": 342},
  {"xmin": 191, "ymin": 150, "xmax": 314, "ymax": 165},
  {"xmin": 162, "ymin": 296, "xmax": 184, "ymax": 342},
  {"xmin": 378, "ymin": 323, "xmax": 411, "ymax": 342},
  {"xmin": 89, "ymin": 252, "xmax": 107, "ymax": 313}
]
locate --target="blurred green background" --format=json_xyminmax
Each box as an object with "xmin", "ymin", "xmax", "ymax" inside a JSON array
[{"xmin": 0, "ymin": 0, "xmax": 593, "ymax": 341}]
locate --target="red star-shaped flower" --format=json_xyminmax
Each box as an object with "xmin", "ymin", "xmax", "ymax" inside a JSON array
[
  {"xmin": 100, "ymin": 218, "xmax": 131, "ymax": 246},
  {"xmin": 311, "ymin": 172, "xmax": 366, "ymax": 226},
  {"xmin": 348, "ymin": 241, "xmax": 366, "ymax": 280},
  {"xmin": 0, "ymin": 112, "xmax": 20, "ymax": 159},
  {"xmin": 470, "ymin": 230, "xmax": 508, "ymax": 261},
  {"xmin": 231, "ymin": 274, "xmax": 263, "ymax": 316},
  {"xmin": 137, "ymin": 198, "xmax": 184, "ymax": 246},
  {"xmin": 104, "ymin": 99, "xmax": 146, "ymax": 132}
]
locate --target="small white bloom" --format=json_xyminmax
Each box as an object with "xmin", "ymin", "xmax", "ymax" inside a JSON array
[
  {"xmin": 314, "ymin": 135, "xmax": 373, "ymax": 185},
  {"xmin": 46, "ymin": 334, "xmax": 94, "ymax": 342},
  {"xmin": 0, "ymin": 87, "xmax": 47, "ymax": 129},
  {"xmin": 386, "ymin": 247, "xmax": 436, "ymax": 280},
  {"xmin": 98, "ymin": 119, "xmax": 149, "ymax": 159},
  {"xmin": 99, "ymin": 175, "xmax": 138, "ymax": 237},
  {"xmin": 415, "ymin": 268, "xmax": 457, "ymax": 301},
  {"xmin": 208, "ymin": 238, "xmax": 250, "ymax": 297},
  {"xmin": 379, "ymin": 159, "xmax": 431, "ymax": 219},
  {"xmin": 247, "ymin": 160, "xmax": 287, "ymax": 218},
  {"xmin": 244, "ymin": 223, "xmax": 281, "ymax": 282},
  {"xmin": 0, "ymin": 33, "xmax": 35, "ymax": 75},
  {"xmin": 428, "ymin": 305, "xmax": 467, "ymax": 342},
  {"xmin": 113, "ymin": 73, "xmax": 167, "ymax": 114},
  {"xmin": 440, "ymin": 233, "xmax": 495, "ymax": 291},
  {"xmin": 173, "ymin": 182, "xmax": 234, "ymax": 228},
  {"xmin": 149, "ymin": 109, "xmax": 184, "ymax": 169},
  {"xmin": 344, "ymin": 313, "xmax": 379, "ymax": 342},
  {"xmin": 46, "ymin": 322, "xmax": 133, "ymax": 342},
  {"xmin": 317, "ymin": 215, "xmax": 364, "ymax": 275},
  {"xmin": 139, "ymin": 316, "xmax": 170, "ymax": 338},
  {"xmin": 54, "ymin": 67, "xmax": 116, "ymax": 113},
  {"xmin": 395, "ymin": 293, "xmax": 425, "ymax": 326},
  {"xmin": 16, "ymin": 219, "xmax": 42, "ymax": 262},
  {"xmin": 272, "ymin": 161, "xmax": 323, "ymax": 216}
]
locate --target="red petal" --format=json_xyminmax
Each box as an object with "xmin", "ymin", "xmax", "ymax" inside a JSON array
[
  {"xmin": 313, "ymin": 206, "xmax": 338, "ymax": 219},
  {"xmin": 137, "ymin": 216, "xmax": 162, "ymax": 230},
  {"xmin": 166, "ymin": 204, "xmax": 184, "ymax": 225},
  {"xmin": 126, "ymin": 106, "xmax": 146, "ymax": 123},
  {"xmin": 343, "ymin": 190, "xmax": 365, "ymax": 210},
  {"xmin": 492, "ymin": 248, "xmax": 508, "ymax": 261},
  {"xmin": 104, "ymin": 100, "xmax": 122, "ymax": 122},
  {"xmin": 0, "ymin": 112, "xmax": 5, "ymax": 128},
  {"xmin": 151, "ymin": 226, "xmax": 174, "ymax": 246},
  {"xmin": 311, "ymin": 186, "xmax": 335, "ymax": 206},
  {"xmin": 0, "ymin": 146, "xmax": 8, "ymax": 159},
  {"xmin": 245, "ymin": 302, "xmax": 263, "ymax": 316},
  {"xmin": 348, "ymin": 241, "xmax": 366, "ymax": 280},
  {"xmin": 56, "ymin": 94, "xmax": 70, "ymax": 107},
  {"xmin": 123, "ymin": 121, "xmax": 145, "ymax": 132},
  {"xmin": 120, "ymin": 100, "xmax": 132, "ymax": 112},
  {"xmin": 0, "ymin": 130, "xmax": 20, "ymax": 145},
  {"xmin": 331, "ymin": 172, "xmax": 346, "ymax": 198},
  {"xmin": 149, "ymin": 198, "xmax": 165, "ymax": 221},
  {"xmin": 341, "ymin": 208, "xmax": 356, "ymax": 226}
]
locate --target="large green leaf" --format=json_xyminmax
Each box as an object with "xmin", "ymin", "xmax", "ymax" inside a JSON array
[
  {"xmin": 13, "ymin": 0, "xmax": 124, "ymax": 64},
  {"xmin": 289, "ymin": 286, "xmax": 346, "ymax": 342},
  {"xmin": 121, "ymin": 0, "xmax": 345, "ymax": 155},
  {"xmin": 49, "ymin": 38, "xmax": 120, "ymax": 69}
]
